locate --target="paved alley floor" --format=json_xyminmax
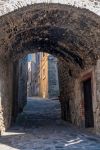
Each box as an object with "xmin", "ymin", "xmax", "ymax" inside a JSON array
[{"xmin": 0, "ymin": 97, "xmax": 100, "ymax": 150}]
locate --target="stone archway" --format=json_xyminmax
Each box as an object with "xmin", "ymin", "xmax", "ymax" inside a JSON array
[{"xmin": 0, "ymin": 4, "xmax": 100, "ymax": 134}]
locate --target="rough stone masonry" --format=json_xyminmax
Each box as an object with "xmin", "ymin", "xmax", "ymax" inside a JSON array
[{"xmin": 0, "ymin": 1, "xmax": 100, "ymax": 135}]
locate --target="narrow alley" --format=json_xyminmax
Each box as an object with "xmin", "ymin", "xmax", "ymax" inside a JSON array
[{"xmin": 0, "ymin": 98, "xmax": 100, "ymax": 150}]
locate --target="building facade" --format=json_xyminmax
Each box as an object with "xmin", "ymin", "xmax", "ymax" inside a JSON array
[
  {"xmin": 27, "ymin": 53, "xmax": 59, "ymax": 99},
  {"xmin": 27, "ymin": 53, "xmax": 40, "ymax": 97},
  {"xmin": 39, "ymin": 53, "xmax": 59, "ymax": 98}
]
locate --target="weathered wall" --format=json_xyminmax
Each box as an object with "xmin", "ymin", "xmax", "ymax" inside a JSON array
[
  {"xmin": 48, "ymin": 55, "xmax": 59, "ymax": 98},
  {"xmin": 1, "ymin": 56, "xmax": 100, "ymax": 134},
  {"xmin": 0, "ymin": 56, "xmax": 28, "ymax": 132},
  {"xmin": 0, "ymin": 3, "xmax": 99, "ymax": 134},
  {"xmin": 11, "ymin": 61, "xmax": 19, "ymax": 123},
  {"xmin": 58, "ymin": 60, "xmax": 76, "ymax": 123},
  {"xmin": 0, "ymin": 61, "xmax": 13, "ymax": 134},
  {"xmin": 39, "ymin": 53, "xmax": 49, "ymax": 98},
  {"xmin": 58, "ymin": 58, "xmax": 100, "ymax": 134},
  {"xmin": 39, "ymin": 53, "xmax": 59, "ymax": 99},
  {"xmin": 58, "ymin": 59, "xmax": 85, "ymax": 125},
  {"xmin": 95, "ymin": 59, "xmax": 100, "ymax": 134},
  {"xmin": 0, "ymin": 0, "xmax": 100, "ymax": 16},
  {"xmin": 73, "ymin": 67, "xmax": 96, "ymax": 128},
  {"xmin": 18, "ymin": 56, "xmax": 28, "ymax": 112},
  {"xmin": 27, "ymin": 61, "xmax": 37, "ymax": 97}
]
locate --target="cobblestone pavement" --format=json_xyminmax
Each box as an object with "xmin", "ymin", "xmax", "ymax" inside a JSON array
[{"xmin": 0, "ymin": 97, "xmax": 100, "ymax": 150}]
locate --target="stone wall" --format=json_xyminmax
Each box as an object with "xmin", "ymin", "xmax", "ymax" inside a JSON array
[
  {"xmin": 95, "ymin": 59, "xmax": 100, "ymax": 134},
  {"xmin": 18, "ymin": 56, "xmax": 28, "ymax": 113},
  {"xmin": 11, "ymin": 61, "xmax": 20, "ymax": 123},
  {"xmin": 58, "ymin": 60, "xmax": 76, "ymax": 123},
  {"xmin": 0, "ymin": 3, "xmax": 99, "ymax": 134},
  {"xmin": 0, "ymin": 56, "xmax": 28, "ymax": 132},
  {"xmin": 58, "ymin": 58, "xmax": 100, "ymax": 134},
  {"xmin": 0, "ymin": 61, "xmax": 13, "ymax": 133},
  {"xmin": 48, "ymin": 55, "xmax": 59, "ymax": 98}
]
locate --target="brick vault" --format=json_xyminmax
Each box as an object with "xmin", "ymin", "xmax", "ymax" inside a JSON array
[{"xmin": 0, "ymin": 4, "xmax": 100, "ymax": 134}]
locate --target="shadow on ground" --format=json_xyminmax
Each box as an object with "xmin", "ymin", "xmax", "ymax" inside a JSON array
[{"xmin": 0, "ymin": 98, "xmax": 100, "ymax": 150}]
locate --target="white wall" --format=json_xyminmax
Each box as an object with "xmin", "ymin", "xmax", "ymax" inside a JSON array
[{"xmin": 0, "ymin": 0, "xmax": 100, "ymax": 16}]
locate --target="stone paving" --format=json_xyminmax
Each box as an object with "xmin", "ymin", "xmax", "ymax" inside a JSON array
[{"xmin": 0, "ymin": 97, "xmax": 100, "ymax": 150}]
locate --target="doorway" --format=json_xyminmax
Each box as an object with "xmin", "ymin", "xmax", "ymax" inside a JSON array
[{"xmin": 83, "ymin": 78, "xmax": 94, "ymax": 128}]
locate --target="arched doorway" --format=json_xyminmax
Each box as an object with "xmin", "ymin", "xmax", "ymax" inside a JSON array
[{"xmin": 0, "ymin": 4, "xmax": 100, "ymax": 134}]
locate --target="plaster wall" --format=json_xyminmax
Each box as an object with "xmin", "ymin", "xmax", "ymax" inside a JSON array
[{"xmin": 0, "ymin": 0, "xmax": 100, "ymax": 16}]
